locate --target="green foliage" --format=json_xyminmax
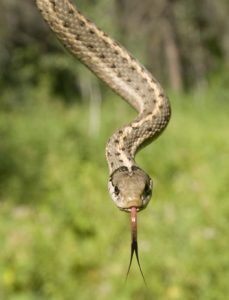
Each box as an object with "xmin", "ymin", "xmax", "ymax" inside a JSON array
[
  {"xmin": 0, "ymin": 1, "xmax": 228, "ymax": 299},
  {"xmin": 0, "ymin": 0, "xmax": 228, "ymax": 97},
  {"xmin": 0, "ymin": 80, "xmax": 229, "ymax": 299}
]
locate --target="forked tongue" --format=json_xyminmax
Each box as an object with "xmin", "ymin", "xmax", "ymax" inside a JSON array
[{"xmin": 125, "ymin": 207, "xmax": 147, "ymax": 286}]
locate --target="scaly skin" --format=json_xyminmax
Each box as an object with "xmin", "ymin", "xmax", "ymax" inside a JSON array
[{"xmin": 36, "ymin": 0, "xmax": 171, "ymax": 283}]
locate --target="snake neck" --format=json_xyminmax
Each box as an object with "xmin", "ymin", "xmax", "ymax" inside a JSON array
[{"xmin": 106, "ymin": 96, "xmax": 171, "ymax": 173}]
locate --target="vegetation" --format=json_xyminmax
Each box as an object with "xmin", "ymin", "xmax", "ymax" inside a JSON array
[
  {"xmin": 0, "ymin": 0, "xmax": 228, "ymax": 299},
  {"xmin": 1, "ymin": 80, "xmax": 228, "ymax": 299}
]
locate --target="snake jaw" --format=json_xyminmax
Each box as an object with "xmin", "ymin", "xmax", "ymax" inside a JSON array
[{"xmin": 119, "ymin": 203, "xmax": 144, "ymax": 213}]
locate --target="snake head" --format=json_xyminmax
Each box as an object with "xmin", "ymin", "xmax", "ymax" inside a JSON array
[{"xmin": 108, "ymin": 166, "xmax": 152, "ymax": 212}]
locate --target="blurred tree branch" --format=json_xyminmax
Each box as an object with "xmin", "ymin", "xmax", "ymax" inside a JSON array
[{"xmin": 0, "ymin": 0, "xmax": 228, "ymax": 104}]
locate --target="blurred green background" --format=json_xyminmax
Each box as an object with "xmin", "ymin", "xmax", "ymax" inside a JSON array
[{"xmin": 0, "ymin": 0, "xmax": 228, "ymax": 299}]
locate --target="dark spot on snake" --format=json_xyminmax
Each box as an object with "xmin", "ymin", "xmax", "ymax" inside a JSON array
[
  {"xmin": 114, "ymin": 50, "xmax": 119, "ymax": 55},
  {"xmin": 68, "ymin": 8, "xmax": 74, "ymax": 14},
  {"xmin": 121, "ymin": 147, "xmax": 125, "ymax": 151},
  {"xmin": 63, "ymin": 21, "xmax": 70, "ymax": 28},
  {"xmin": 107, "ymin": 151, "xmax": 111, "ymax": 157},
  {"xmin": 142, "ymin": 77, "xmax": 147, "ymax": 83},
  {"xmin": 99, "ymin": 54, "xmax": 106, "ymax": 59},
  {"xmin": 114, "ymin": 139, "xmax": 119, "ymax": 143},
  {"xmin": 87, "ymin": 44, "xmax": 94, "ymax": 49},
  {"xmin": 89, "ymin": 29, "xmax": 95, "ymax": 34},
  {"xmin": 122, "ymin": 57, "xmax": 128, "ymax": 63},
  {"xmin": 131, "ymin": 166, "xmax": 140, "ymax": 172},
  {"xmin": 111, "ymin": 162, "xmax": 114, "ymax": 167},
  {"xmin": 153, "ymin": 99, "xmax": 157, "ymax": 104},
  {"xmin": 50, "ymin": 0, "xmax": 56, "ymax": 9},
  {"xmin": 85, "ymin": 17, "xmax": 92, "ymax": 24},
  {"xmin": 120, "ymin": 166, "xmax": 128, "ymax": 172},
  {"xmin": 118, "ymin": 130, "xmax": 123, "ymax": 134},
  {"xmin": 79, "ymin": 20, "xmax": 85, "ymax": 27},
  {"xmin": 135, "ymin": 87, "xmax": 140, "ymax": 91},
  {"xmin": 110, "ymin": 166, "xmax": 128, "ymax": 178},
  {"xmin": 127, "ymin": 78, "xmax": 132, "ymax": 82},
  {"xmin": 148, "ymin": 87, "xmax": 154, "ymax": 93},
  {"xmin": 151, "ymin": 78, "xmax": 156, "ymax": 83},
  {"xmin": 119, "ymin": 159, "xmax": 123, "ymax": 163},
  {"xmin": 142, "ymin": 94, "xmax": 146, "ymax": 98},
  {"xmin": 123, "ymin": 136, "xmax": 127, "ymax": 141},
  {"xmin": 111, "ymin": 63, "xmax": 116, "ymax": 68},
  {"xmin": 117, "ymin": 72, "xmax": 122, "ymax": 78},
  {"xmin": 115, "ymin": 152, "xmax": 121, "ymax": 156},
  {"xmin": 152, "ymin": 115, "xmax": 157, "ymax": 119},
  {"xmin": 147, "ymin": 127, "xmax": 152, "ymax": 132},
  {"xmin": 159, "ymin": 104, "xmax": 164, "ymax": 109},
  {"xmin": 75, "ymin": 34, "xmax": 81, "ymax": 40},
  {"xmin": 103, "ymin": 32, "xmax": 108, "ymax": 37},
  {"xmin": 131, "ymin": 66, "xmax": 136, "ymax": 71}
]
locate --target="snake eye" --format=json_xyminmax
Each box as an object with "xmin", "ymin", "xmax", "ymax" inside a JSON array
[
  {"xmin": 114, "ymin": 186, "xmax": 120, "ymax": 196},
  {"xmin": 142, "ymin": 182, "xmax": 151, "ymax": 198}
]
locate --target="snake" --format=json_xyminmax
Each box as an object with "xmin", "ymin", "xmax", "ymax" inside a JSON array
[{"xmin": 36, "ymin": 0, "xmax": 171, "ymax": 283}]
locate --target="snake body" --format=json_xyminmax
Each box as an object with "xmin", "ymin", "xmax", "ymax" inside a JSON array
[
  {"xmin": 36, "ymin": 0, "xmax": 171, "ymax": 282},
  {"xmin": 36, "ymin": 0, "xmax": 171, "ymax": 212}
]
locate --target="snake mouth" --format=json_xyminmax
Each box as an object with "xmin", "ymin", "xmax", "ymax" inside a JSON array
[{"xmin": 119, "ymin": 204, "xmax": 144, "ymax": 213}]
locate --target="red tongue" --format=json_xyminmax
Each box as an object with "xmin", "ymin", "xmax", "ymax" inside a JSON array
[
  {"xmin": 131, "ymin": 207, "xmax": 137, "ymax": 236},
  {"xmin": 125, "ymin": 207, "xmax": 147, "ymax": 286}
]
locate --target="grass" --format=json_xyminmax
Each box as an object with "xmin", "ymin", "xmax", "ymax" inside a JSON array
[{"xmin": 0, "ymin": 84, "xmax": 228, "ymax": 300}]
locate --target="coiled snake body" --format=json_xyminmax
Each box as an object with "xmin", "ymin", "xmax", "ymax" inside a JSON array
[{"xmin": 36, "ymin": 0, "xmax": 171, "ymax": 282}]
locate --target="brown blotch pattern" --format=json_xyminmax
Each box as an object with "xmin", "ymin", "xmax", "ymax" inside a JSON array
[
  {"xmin": 79, "ymin": 20, "xmax": 85, "ymax": 27},
  {"xmin": 87, "ymin": 44, "xmax": 94, "ymax": 49},
  {"xmin": 75, "ymin": 34, "xmax": 81, "ymax": 40},
  {"xmin": 63, "ymin": 20, "xmax": 70, "ymax": 27},
  {"xmin": 68, "ymin": 8, "xmax": 74, "ymax": 15}
]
